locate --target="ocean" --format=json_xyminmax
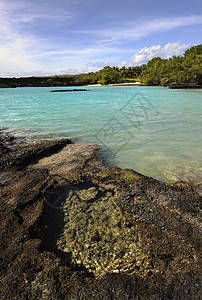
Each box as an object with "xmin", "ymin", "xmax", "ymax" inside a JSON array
[{"xmin": 0, "ymin": 85, "xmax": 201, "ymax": 183}]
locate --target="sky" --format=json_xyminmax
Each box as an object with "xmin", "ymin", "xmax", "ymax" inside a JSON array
[{"xmin": 0, "ymin": 0, "xmax": 202, "ymax": 77}]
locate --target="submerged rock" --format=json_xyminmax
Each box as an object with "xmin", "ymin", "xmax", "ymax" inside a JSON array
[
  {"xmin": 0, "ymin": 132, "xmax": 201, "ymax": 299},
  {"xmin": 57, "ymin": 186, "xmax": 147, "ymax": 278}
]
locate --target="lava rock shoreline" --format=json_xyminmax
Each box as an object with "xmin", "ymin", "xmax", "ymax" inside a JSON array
[{"xmin": 0, "ymin": 130, "xmax": 201, "ymax": 299}]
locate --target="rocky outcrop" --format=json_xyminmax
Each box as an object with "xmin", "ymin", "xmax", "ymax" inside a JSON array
[
  {"xmin": 0, "ymin": 131, "xmax": 201, "ymax": 299},
  {"xmin": 51, "ymin": 89, "xmax": 90, "ymax": 92},
  {"xmin": 168, "ymin": 84, "xmax": 202, "ymax": 89},
  {"xmin": 0, "ymin": 131, "xmax": 71, "ymax": 171}
]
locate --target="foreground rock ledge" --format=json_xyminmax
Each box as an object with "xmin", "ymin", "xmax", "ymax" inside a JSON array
[{"xmin": 0, "ymin": 132, "xmax": 201, "ymax": 299}]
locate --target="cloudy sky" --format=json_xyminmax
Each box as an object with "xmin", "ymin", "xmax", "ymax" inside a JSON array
[{"xmin": 0, "ymin": 0, "xmax": 202, "ymax": 77}]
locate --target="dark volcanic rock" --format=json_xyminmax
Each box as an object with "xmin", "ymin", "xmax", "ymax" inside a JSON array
[
  {"xmin": 168, "ymin": 84, "xmax": 202, "ymax": 89},
  {"xmin": 89, "ymin": 168, "xmax": 201, "ymax": 265},
  {"xmin": 0, "ymin": 129, "xmax": 15, "ymax": 143},
  {"xmin": 0, "ymin": 137, "xmax": 71, "ymax": 171},
  {"xmin": 0, "ymin": 134, "xmax": 201, "ymax": 299},
  {"xmin": 51, "ymin": 89, "xmax": 90, "ymax": 92},
  {"xmin": 0, "ymin": 143, "xmax": 9, "ymax": 156}
]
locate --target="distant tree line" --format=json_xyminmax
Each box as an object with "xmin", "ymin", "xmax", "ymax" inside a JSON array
[{"xmin": 0, "ymin": 44, "xmax": 201, "ymax": 88}]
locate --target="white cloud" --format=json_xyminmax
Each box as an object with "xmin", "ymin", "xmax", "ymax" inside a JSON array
[
  {"xmin": 128, "ymin": 42, "xmax": 189, "ymax": 65},
  {"xmin": 0, "ymin": 6, "xmax": 41, "ymax": 75},
  {"xmin": 77, "ymin": 15, "xmax": 202, "ymax": 42},
  {"xmin": 0, "ymin": 0, "xmax": 201, "ymax": 77},
  {"xmin": 0, "ymin": 0, "xmax": 82, "ymax": 76},
  {"xmin": 0, "ymin": 0, "xmax": 74, "ymax": 25},
  {"xmin": 0, "ymin": 0, "xmax": 125, "ymax": 76}
]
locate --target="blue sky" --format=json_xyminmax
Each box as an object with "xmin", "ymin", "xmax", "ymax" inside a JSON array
[{"xmin": 0, "ymin": 0, "xmax": 201, "ymax": 77}]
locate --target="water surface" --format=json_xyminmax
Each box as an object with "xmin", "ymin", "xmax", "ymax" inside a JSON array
[{"xmin": 0, "ymin": 86, "xmax": 201, "ymax": 183}]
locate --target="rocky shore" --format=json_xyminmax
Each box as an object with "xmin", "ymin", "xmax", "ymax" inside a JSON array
[
  {"xmin": 0, "ymin": 130, "xmax": 201, "ymax": 299},
  {"xmin": 50, "ymin": 89, "xmax": 90, "ymax": 92},
  {"xmin": 168, "ymin": 84, "xmax": 202, "ymax": 89}
]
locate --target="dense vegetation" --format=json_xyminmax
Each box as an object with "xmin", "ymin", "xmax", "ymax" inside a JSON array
[
  {"xmin": 0, "ymin": 44, "xmax": 201, "ymax": 88},
  {"xmin": 140, "ymin": 44, "xmax": 202, "ymax": 86}
]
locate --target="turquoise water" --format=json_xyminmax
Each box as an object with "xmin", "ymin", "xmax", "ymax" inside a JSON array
[{"xmin": 0, "ymin": 86, "xmax": 201, "ymax": 183}]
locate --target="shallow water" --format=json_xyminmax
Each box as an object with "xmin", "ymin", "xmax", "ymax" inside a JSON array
[
  {"xmin": 57, "ymin": 186, "xmax": 149, "ymax": 278},
  {"xmin": 0, "ymin": 86, "xmax": 201, "ymax": 183}
]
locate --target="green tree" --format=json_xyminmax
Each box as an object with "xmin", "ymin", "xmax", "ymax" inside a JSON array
[{"xmin": 97, "ymin": 66, "xmax": 120, "ymax": 84}]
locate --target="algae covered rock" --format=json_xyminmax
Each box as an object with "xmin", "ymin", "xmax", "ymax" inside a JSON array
[
  {"xmin": 57, "ymin": 186, "xmax": 150, "ymax": 278},
  {"xmin": 0, "ymin": 131, "xmax": 201, "ymax": 299}
]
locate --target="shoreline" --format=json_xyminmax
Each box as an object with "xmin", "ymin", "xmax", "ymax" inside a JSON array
[
  {"xmin": 1, "ymin": 126, "xmax": 201, "ymax": 185},
  {"xmin": 0, "ymin": 130, "xmax": 201, "ymax": 298},
  {"xmin": 105, "ymin": 82, "xmax": 144, "ymax": 87},
  {"xmin": 1, "ymin": 79, "xmax": 202, "ymax": 89}
]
